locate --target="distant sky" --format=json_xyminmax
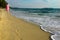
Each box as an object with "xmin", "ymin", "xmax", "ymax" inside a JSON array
[{"xmin": 5, "ymin": 0, "xmax": 60, "ymax": 8}]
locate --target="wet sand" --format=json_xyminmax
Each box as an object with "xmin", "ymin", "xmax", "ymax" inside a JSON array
[{"xmin": 0, "ymin": 9, "xmax": 50, "ymax": 40}]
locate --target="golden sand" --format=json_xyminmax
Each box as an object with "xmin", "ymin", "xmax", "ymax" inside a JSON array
[{"xmin": 0, "ymin": 9, "xmax": 50, "ymax": 40}]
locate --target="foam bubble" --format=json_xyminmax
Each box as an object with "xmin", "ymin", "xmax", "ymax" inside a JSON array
[{"xmin": 51, "ymin": 34, "xmax": 60, "ymax": 40}]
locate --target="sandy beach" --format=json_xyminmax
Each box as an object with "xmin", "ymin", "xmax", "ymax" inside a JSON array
[{"xmin": 0, "ymin": 9, "xmax": 50, "ymax": 40}]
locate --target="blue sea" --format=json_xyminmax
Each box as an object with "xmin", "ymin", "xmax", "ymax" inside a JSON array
[{"xmin": 10, "ymin": 8, "xmax": 60, "ymax": 40}]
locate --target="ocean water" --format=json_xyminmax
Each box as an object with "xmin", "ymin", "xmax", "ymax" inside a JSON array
[{"xmin": 10, "ymin": 8, "xmax": 60, "ymax": 40}]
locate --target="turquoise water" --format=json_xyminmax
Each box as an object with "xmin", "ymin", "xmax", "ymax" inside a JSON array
[{"xmin": 10, "ymin": 8, "xmax": 60, "ymax": 40}]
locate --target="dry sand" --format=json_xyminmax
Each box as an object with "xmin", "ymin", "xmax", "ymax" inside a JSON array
[{"xmin": 0, "ymin": 9, "xmax": 50, "ymax": 40}]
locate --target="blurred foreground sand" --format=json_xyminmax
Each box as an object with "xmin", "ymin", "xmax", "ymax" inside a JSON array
[{"xmin": 0, "ymin": 9, "xmax": 50, "ymax": 40}]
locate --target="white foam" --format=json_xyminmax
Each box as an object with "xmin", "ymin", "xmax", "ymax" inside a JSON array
[
  {"xmin": 51, "ymin": 34, "xmax": 60, "ymax": 40},
  {"xmin": 18, "ymin": 16, "xmax": 60, "ymax": 34}
]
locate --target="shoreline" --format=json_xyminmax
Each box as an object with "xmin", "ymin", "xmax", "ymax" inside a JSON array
[{"xmin": 0, "ymin": 9, "xmax": 50, "ymax": 40}]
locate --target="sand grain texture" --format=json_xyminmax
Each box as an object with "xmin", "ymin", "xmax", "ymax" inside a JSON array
[{"xmin": 0, "ymin": 9, "xmax": 50, "ymax": 40}]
